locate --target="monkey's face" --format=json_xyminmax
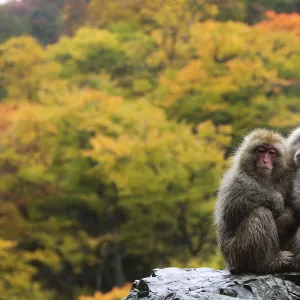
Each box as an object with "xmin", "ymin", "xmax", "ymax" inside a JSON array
[
  {"xmin": 237, "ymin": 128, "xmax": 287, "ymax": 179},
  {"xmin": 255, "ymin": 144, "xmax": 277, "ymax": 176}
]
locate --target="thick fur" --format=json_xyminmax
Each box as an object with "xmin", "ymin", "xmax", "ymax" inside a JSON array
[
  {"xmin": 283, "ymin": 127, "xmax": 300, "ymax": 267},
  {"xmin": 275, "ymin": 128, "xmax": 300, "ymax": 242},
  {"xmin": 215, "ymin": 128, "xmax": 294, "ymax": 274},
  {"xmin": 287, "ymin": 126, "xmax": 300, "ymax": 216}
]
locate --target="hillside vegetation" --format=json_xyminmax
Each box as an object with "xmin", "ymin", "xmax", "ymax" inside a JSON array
[{"xmin": 1, "ymin": 0, "xmax": 300, "ymax": 299}]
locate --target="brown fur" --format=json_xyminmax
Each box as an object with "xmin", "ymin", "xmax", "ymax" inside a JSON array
[{"xmin": 215, "ymin": 128, "xmax": 294, "ymax": 274}]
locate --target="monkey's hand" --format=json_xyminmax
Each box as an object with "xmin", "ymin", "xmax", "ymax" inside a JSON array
[{"xmin": 277, "ymin": 251, "xmax": 294, "ymax": 268}]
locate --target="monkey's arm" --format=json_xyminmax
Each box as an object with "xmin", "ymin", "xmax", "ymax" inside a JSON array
[
  {"xmin": 221, "ymin": 178, "xmax": 283, "ymax": 227},
  {"xmin": 217, "ymin": 169, "xmax": 284, "ymax": 227},
  {"xmin": 239, "ymin": 175, "xmax": 284, "ymax": 217}
]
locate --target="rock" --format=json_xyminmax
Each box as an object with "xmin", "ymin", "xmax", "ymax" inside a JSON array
[{"xmin": 123, "ymin": 267, "xmax": 300, "ymax": 300}]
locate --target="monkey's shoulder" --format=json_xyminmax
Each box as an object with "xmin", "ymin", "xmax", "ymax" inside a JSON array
[
  {"xmin": 217, "ymin": 170, "xmax": 276, "ymax": 207},
  {"xmin": 219, "ymin": 168, "xmax": 257, "ymax": 191}
]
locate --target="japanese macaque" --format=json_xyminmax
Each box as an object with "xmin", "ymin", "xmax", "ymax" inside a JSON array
[
  {"xmin": 215, "ymin": 128, "xmax": 294, "ymax": 274},
  {"xmin": 287, "ymin": 126, "xmax": 300, "ymax": 212},
  {"xmin": 283, "ymin": 127, "xmax": 300, "ymax": 262}
]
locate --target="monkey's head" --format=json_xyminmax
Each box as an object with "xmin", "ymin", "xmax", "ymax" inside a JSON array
[
  {"xmin": 287, "ymin": 126, "xmax": 300, "ymax": 167},
  {"xmin": 235, "ymin": 128, "xmax": 287, "ymax": 179}
]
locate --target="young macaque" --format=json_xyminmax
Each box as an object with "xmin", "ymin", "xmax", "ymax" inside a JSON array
[{"xmin": 215, "ymin": 128, "xmax": 294, "ymax": 274}]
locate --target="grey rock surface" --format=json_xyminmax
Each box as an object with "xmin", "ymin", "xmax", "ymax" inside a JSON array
[{"xmin": 123, "ymin": 267, "xmax": 300, "ymax": 300}]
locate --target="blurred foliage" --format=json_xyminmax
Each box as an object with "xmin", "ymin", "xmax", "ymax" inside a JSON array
[
  {"xmin": 0, "ymin": 36, "xmax": 60, "ymax": 100},
  {"xmin": 151, "ymin": 20, "xmax": 300, "ymax": 144},
  {"xmin": 0, "ymin": 0, "xmax": 299, "ymax": 299},
  {"xmin": 48, "ymin": 27, "xmax": 130, "ymax": 78},
  {"xmin": 79, "ymin": 283, "xmax": 132, "ymax": 300},
  {"xmin": 257, "ymin": 10, "xmax": 300, "ymax": 35},
  {"xmin": 0, "ymin": 238, "xmax": 54, "ymax": 299}
]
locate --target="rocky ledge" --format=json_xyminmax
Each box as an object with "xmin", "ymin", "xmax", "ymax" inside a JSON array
[{"xmin": 123, "ymin": 267, "xmax": 300, "ymax": 300}]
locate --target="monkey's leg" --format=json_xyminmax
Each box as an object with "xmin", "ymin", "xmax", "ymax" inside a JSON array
[{"xmin": 231, "ymin": 207, "xmax": 293, "ymax": 273}]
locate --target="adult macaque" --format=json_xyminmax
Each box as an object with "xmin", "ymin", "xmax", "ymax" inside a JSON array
[{"xmin": 215, "ymin": 129, "xmax": 294, "ymax": 274}]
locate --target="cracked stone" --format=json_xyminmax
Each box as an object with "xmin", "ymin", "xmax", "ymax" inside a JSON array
[{"xmin": 123, "ymin": 268, "xmax": 300, "ymax": 300}]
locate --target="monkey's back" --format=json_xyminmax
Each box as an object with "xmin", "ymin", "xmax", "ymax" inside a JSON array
[{"xmin": 215, "ymin": 168, "xmax": 260, "ymax": 235}]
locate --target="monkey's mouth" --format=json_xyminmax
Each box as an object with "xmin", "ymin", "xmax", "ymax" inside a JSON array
[
  {"xmin": 257, "ymin": 166, "xmax": 272, "ymax": 174},
  {"xmin": 258, "ymin": 166, "xmax": 272, "ymax": 170}
]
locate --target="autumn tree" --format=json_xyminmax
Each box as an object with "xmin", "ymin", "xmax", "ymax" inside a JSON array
[
  {"xmin": 257, "ymin": 10, "xmax": 300, "ymax": 35},
  {"xmin": 152, "ymin": 20, "xmax": 300, "ymax": 144},
  {"xmin": 62, "ymin": 0, "xmax": 88, "ymax": 36},
  {"xmin": 48, "ymin": 26, "xmax": 157, "ymax": 96},
  {"xmin": 48, "ymin": 28, "xmax": 130, "ymax": 78},
  {"xmin": 0, "ymin": 81, "xmax": 231, "ymax": 295},
  {"xmin": 0, "ymin": 36, "xmax": 60, "ymax": 100},
  {"xmin": 87, "ymin": 0, "xmax": 143, "ymax": 28}
]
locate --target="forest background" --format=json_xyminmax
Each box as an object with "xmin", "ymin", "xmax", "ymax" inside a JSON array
[{"xmin": 1, "ymin": 0, "xmax": 300, "ymax": 299}]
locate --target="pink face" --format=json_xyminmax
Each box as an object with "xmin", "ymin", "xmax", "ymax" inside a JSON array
[{"xmin": 256, "ymin": 144, "xmax": 277, "ymax": 171}]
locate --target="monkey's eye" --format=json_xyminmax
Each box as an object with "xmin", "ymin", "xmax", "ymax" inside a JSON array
[
  {"xmin": 257, "ymin": 148, "xmax": 265, "ymax": 154},
  {"xmin": 268, "ymin": 149, "xmax": 276, "ymax": 156}
]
